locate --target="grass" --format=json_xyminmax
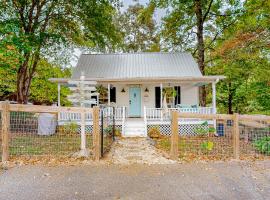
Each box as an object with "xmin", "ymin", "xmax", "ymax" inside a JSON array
[{"xmin": 9, "ymin": 133, "xmax": 92, "ymax": 156}]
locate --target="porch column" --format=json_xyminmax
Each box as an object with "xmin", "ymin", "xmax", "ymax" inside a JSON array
[
  {"xmin": 107, "ymin": 83, "xmax": 110, "ymax": 105},
  {"xmin": 212, "ymin": 81, "xmax": 217, "ymax": 114},
  {"xmin": 160, "ymin": 83, "xmax": 163, "ymax": 108},
  {"xmin": 57, "ymin": 83, "xmax": 61, "ymax": 106},
  {"xmin": 212, "ymin": 81, "xmax": 217, "ymax": 133}
]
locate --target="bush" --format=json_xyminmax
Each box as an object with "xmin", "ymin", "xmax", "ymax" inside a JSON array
[
  {"xmin": 148, "ymin": 126, "xmax": 163, "ymax": 139},
  {"xmin": 59, "ymin": 122, "xmax": 79, "ymax": 135},
  {"xmin": 200, "ymin": 141, "xmax": 214, "ymax": 152},
  {"xmin": 254, "ymin": 137, "xmax": 270, "ymax": 155}
]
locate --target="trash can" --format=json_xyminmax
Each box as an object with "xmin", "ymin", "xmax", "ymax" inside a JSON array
[{"xmin": 38, "ymin": 113, "xmax": 57, "ymax": 135}]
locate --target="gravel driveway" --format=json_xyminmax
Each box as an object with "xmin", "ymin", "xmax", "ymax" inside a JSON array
[{"xmin": 0, "ymin": 161, "xmax": 270, "ymax": 200}]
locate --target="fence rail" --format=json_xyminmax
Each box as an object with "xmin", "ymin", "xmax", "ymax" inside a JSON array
[
  {"xmin": 168, "ymin": 111, "xmax": 270, "ymax": 160},
  {"xmin": 0, "ymin": 102, "xmax": 105, "ymax": 162}
]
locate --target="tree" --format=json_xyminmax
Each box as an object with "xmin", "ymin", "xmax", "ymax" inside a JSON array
[
  {"xmin": 0, "ymin": 0, "xmax": 120, "ymax": 104},
  {"xmin": 115, "ymin": 2, "xmax": 160, "ymax": 52},
  {"xmin": 208, "ymin": 0, "xmax": 270, "ymax": 114},
  {"xmin": 148, "ymin": 0, "xmax": 242, "ymax": 106},
  {"xmin": 30, "ymin": 60, "xmax": 71, "ymax": 105}
]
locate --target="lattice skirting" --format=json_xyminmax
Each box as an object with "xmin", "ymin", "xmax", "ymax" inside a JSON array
[{"xmin": 147, "ymin": 124, "xmax": 209, "ymax": 136}]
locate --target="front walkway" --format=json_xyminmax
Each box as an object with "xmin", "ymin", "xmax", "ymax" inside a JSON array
[{"xmin": 106, "ymin": 138, "xmax": 175, "ymax": 164}]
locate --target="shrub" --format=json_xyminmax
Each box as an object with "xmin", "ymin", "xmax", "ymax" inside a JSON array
[
  {"xmin": 59, "ymin": 122, "xmax": 79, "ymax": 135},
  {"xmin": 200, "ymin": 141, "xmax": 214, "ymax": 152},
  {"xmin": 195, "ymin": 121, "xmax": 216, "ymax": 136},
  {"xmin": 148, "ymin": 126, "xmax": 163, "ymax": 139},
  {"xmin": 253, "ymin": 137, "xmax": 270, "ymax": 155}
]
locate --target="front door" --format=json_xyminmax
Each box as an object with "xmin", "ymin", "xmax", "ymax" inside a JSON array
[{"xmin": 129, "ymin": 87, "xmax": 141, "ymax": 117}]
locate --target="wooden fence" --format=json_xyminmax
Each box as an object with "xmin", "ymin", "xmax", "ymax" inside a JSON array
[
  {"xmin": 0, "ymin": 102, "xmax": 103, "ymax": 163},
  {"xmin": 170, "ymin": 111, "xmax": 270, "ymax": 160}
]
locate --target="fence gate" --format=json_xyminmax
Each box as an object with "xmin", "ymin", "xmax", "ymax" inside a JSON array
[{"xmin": 100, "ymin": 106, "xmax": 115, "ymax": 157}]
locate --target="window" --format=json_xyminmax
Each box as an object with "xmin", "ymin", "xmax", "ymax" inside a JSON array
[
  {"xmin": 174, "ymin": 86, "xmax": 181, "ymax": 105},
  {"xmin": 155, "ymin": 87, "xmax": 161, "ymax": 108},
  {"xmin": 110, "ymin": 87, "xmax": 116, "ymax": 103}
]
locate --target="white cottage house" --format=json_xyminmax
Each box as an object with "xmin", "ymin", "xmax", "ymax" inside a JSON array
[{"xmin": 50, "ymin": 52, "xmax": 224, "ymax": 137}]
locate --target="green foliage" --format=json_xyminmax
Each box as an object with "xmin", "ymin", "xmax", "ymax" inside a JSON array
[
  {"xmin": 30, "ymin": 60, "xmax": 71, "ymax": 105},
  {"xmin": 0, "ymin": 0, "xmax": 121, "ymax": 103},
  {"xmin": 96, "ymin": 85, "xmax": 108, "ymax": 104},
  {"xmin": 253, "ymin": 137, "xmax": 270, "ymax": 155},
  {"xmin": 195, "ymin": 121, "xmax": 216, "ymax": 136},
  {"xmin": 104, "ymin": 125, "xmax": 113, "ymax": 136},
  {"xmin": 61, "ymin": 122, "xmax": 79, "ymax": 135},
  {"xmin": 115, "ymin": 3, "xmax": 160, "ymax": 52},
  {"xmin": 200, "ymin": 141, "xmax": 214, "ymax": 151}
]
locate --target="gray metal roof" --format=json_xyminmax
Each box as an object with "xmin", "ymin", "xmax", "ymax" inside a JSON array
[{"xmin": 71, "ymin": 52, "xmax": 202, "ymax": 79}]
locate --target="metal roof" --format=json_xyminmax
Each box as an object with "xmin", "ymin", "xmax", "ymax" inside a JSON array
[{"xmin": 71, "ymin": 52, "xmax": 203, "ymax": 79}]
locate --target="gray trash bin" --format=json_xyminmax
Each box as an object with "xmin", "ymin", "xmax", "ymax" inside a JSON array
[{"xmin": 38, "ymin": 113, "xmax": 57, "ymax": 135}]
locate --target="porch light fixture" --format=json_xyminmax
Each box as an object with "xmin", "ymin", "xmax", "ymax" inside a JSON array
[
  {"xmin": 121, "ymin": 88, "xmax": 126, "ymax": 93},
  {"xmin": 145, "ymin": 87, "xmax": 149, "ymax": 92}
]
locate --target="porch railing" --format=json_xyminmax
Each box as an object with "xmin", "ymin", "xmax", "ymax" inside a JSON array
[
  {"xmin": 144, "ymin": 107, "xmax": 214, "ymax": 121},
  {"xmin": 58, "ymin": 106, "xmax": 126, "ymax": 122}
]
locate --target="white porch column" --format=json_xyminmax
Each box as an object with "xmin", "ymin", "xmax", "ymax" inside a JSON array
[
  {"xmin": 212, "ymin": 81, "xmax": 217, "ymax": 114},
  {"xmin": 212, "ymin": 81, "xmax": 217, "ymax": 133},
  {"xmin": 160, "ymin": 83, "xmax": 163, "ymax": 108},
  {"xmin": 107, "ymin": 83, "xmax": 110, "ymax": 105},
  {"xmin": 57, "ymin": 83, "xmax": 61, "ymax": 106}
]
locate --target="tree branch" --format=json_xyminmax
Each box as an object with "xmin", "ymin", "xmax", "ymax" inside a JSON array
[{"xmin": 203, "ymin": 0, "xmax": 214, "ymax": 22}]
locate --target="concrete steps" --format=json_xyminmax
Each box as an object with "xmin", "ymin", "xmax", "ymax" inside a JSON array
[{"xmin": 122, "ymin": 119, "xmax": 147, "ymax": 137}]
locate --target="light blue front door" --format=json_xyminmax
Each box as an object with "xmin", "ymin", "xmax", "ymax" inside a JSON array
[{"xmin": 129, "ymin": 87, "xmax": 141, "ymax": 117}]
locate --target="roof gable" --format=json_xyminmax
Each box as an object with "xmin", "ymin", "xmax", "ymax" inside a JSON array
[{"xmin": 71, "ymin": 52, "xmax": 202, "ymax": 79}]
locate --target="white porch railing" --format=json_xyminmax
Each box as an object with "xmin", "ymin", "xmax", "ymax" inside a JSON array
[
  {"xmin": 144, "ymin": 107, "xmax": 214, "ymax": 121},
  {"xmin": 58, "ymin": 106, "xmax": 126, "ymax": 122}
]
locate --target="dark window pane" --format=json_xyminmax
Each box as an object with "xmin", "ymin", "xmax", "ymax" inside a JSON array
[
  {"xmin": 155, "ymin": 87, "xmax": 160, "ymax": 108},
  {"xmin": 174, "ymin": 86, "xmax": 181, "ymax": 105},
  {"xmin": 110, "ymin": 87, "xmax": 116, "ymax": 103}
]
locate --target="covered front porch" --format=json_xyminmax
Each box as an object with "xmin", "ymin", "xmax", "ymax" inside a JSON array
[{"xmin": 50, "ymin": 76, "xmax": 223, "ymax": 136}]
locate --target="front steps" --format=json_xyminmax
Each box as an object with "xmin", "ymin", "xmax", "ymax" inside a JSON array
[{"xmin": 122, "ymin": 119, "xmax": 147, "ymax": 137}]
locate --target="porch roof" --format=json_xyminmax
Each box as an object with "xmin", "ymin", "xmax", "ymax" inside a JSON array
[{"xmin": 49, "ymin": 75, "xmax": 225, "ymax": 84}]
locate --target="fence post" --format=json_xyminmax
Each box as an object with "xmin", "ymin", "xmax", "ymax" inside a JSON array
[
  {"xmin": 112, "ymin": 107, "xmax": 115, "ymax": 141},
  {"xmin": 93, "ymin": 106, "xmax": 101, "ymax": 161},
  {"xmin": 80, "ymin": 110, "xmax": 86, "ymax": 152},
  {"xmin": 233, "ymin": 113, "xmax": 240, "ymax": 160},
  {"xmin": 2, "ymin": 101, "xmax": 10, "ymax": 163},
  {"xmin": 170, "ymin": 111, "xmax": 179, "ymax": 159}
]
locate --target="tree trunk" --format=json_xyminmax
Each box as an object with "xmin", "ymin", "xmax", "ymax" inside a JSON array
[
  {"xmin": 16, "ymin": 52, "xmax": 39, "ymax": 104},
  {"xmin": 228, "ymin": 82, "xmax": 233, "ymax": 114},
  {"xmin": 195, "ymin": 0, "xmax": 206, "ymax": 106}
]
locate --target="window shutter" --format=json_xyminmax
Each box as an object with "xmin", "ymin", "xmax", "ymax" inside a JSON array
[
  {"xmin": 110, "ymin": 87, "xmax": 116, "ymax": 103},
  {"xmin": 155, "ymin": 87, "xmax": 161, "ymax": 108},
  {"xmin": 174, "ymin": 86, "xmax": 181, "ymax": 105}
]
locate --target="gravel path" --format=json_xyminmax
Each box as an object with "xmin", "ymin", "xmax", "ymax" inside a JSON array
[
  {"xmin": 106, "ymin": 138, "xmax": 175, "ymax": 164},
  {"xmin": 0, "ymin": 161, "xmax": 270, "ymax": 200}
]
